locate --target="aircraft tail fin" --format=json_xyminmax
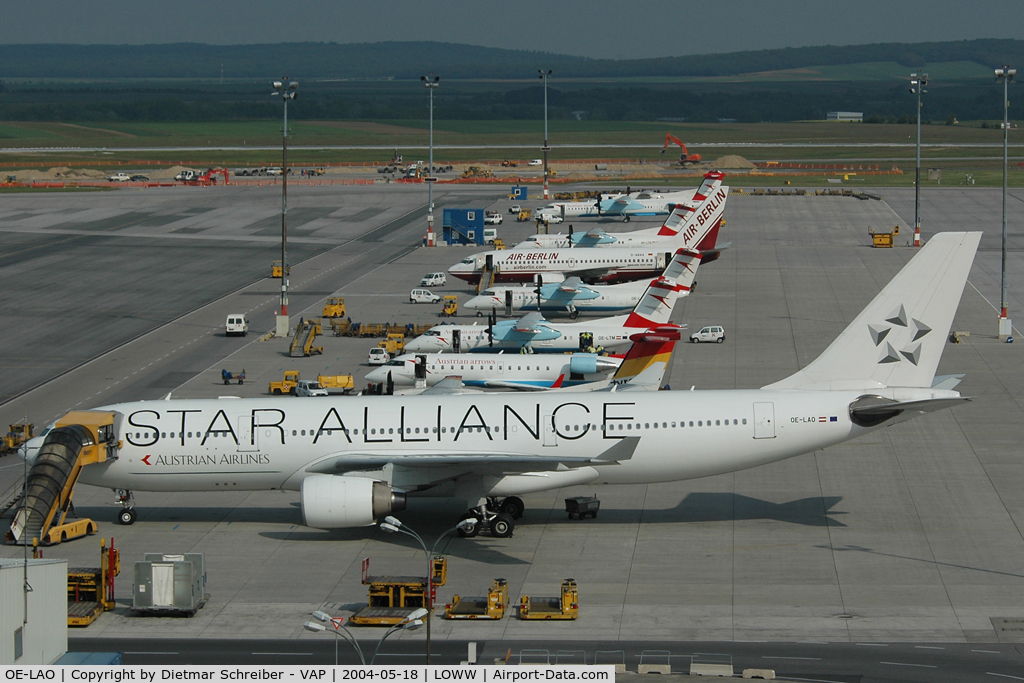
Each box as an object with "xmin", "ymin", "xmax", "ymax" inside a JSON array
[
  {"xmin": 658, "ymin": 185, "xmax": 729, "ymax": 243},
  {"xmin": 609, "ymin": 326, "xmax": 682, "ymax": 384},
  {"xmin": 624, "ymin": 277, "xmax": 683, "ymax": 328},
  {"xmin": 764, "ymin": 232, "xmax": 981, "ymax": 391},
  {"xmin": 692, "ymin": 171, "xmax": 726, "ymax": 202},
  {"xmin": 662, "ymin": 248, "xmax": 701, "ymax": 293}
]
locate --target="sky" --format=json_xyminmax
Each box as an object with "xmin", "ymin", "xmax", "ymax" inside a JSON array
[{"xmin": 3, "ymin": 0, "xmax": 1022, "ymax": 60}]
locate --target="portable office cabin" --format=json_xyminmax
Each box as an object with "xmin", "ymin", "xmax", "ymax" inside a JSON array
[
  {"xmin": 0, "ymin": 558, "xmax": 67, "ymax": 664},
  {"xmin": 443, "ymin": 209, "xmax": 485, "ymax": 245}
]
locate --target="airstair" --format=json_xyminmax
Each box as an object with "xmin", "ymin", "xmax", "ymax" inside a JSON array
[
  {"xmin": 476, "ymin": 265, "xmax": 497, "ymax": 293},
  {"xmin": 6, "ymin": 411, "xmax": 120, "ymax": 546},
  {"xmin": 289, "ymin": 319, "xmax": 324, "ymax": 357}
]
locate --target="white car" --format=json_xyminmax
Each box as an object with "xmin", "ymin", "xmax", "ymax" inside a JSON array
[
  {"xmin": 368, "ymin": 347, "xmax": 390, "ymax": 365},
  {"xmin": 541, "ymin": 215, "xmax": 564, "ymax": 224},
  {"xmin": 224, "ymin": 314, "xmax": 248, "ymax": 337},
  {"xmin": 410, "ymin": 288, "xmax": 442, "ymax": 304},
  {"xmin": 528, "ymin": 159, "xmax": 543, "ymax": 166},
  {"xmin": 509, "ymin": 205, "xmax": 522, "ymax": 214},
  {"xmin": 108, "ymin": 172, "xmax": 131, "ymax": 182},
  {"xmin": 420, "ymin": 272, "xmax": 447, "ymax": 287},
  {"xmin": 485, "ymin": 212, "xmax": 503, "ymax": 225},
  {"xmin": 295, "ymin": 380, "xmax": 328, "ymax": 397},
  {"xmin": 690, "ymin": 326, "xmax": 726, "ymax": 343}
]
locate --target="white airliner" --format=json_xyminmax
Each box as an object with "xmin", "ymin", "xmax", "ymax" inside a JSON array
[
  {"xmin": 449, "ymin": 185, "xmax": 728, "ymax": 285},
  {"xmin": 526, "ymin": 173, "xmax": 725, "ymax": 247},
  {"xmin": 535, "ymin": 180, "xmax": 718, "ymax": 222},
  {"xmin": 463, "ymin": 247, "xmax": 700, "ymax": 318},
  {"xmin": 16, "ymin": 233, "xmax": 979, "ymax": 540},
  {"xmin": 365, "ymin": 351, "xmax": 621, "ymax": 391},
  {"xmin": 404, "ymin": 275, "xmax": 684, "ymax": 354}
]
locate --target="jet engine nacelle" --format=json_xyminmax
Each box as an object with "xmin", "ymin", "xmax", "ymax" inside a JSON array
[
  {"xmin": 568, "ymin": 353, "xmax": 619, "ymax": 375},
  {"xmin": 300, "ymin": 475, "xmax": 406, "ymax": 528}
]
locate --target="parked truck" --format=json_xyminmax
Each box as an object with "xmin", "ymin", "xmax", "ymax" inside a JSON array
[{"xmin": 268, "ymin": 370, "xmax": 300, "ymax": 395}]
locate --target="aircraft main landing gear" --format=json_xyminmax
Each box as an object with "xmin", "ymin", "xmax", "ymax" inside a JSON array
[
  {"xmin": 115, "ymin": 489, "xmax": 137, "ymax": 525},
  {"xmin": 457, "ymin": 496, "xmax": 525, "ymax": 538}
]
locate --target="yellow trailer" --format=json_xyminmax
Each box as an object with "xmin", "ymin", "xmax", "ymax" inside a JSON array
[
  {"xmin": 68, "ymin": 538, "xmax": 120, "ymax": 627},
  {"xmin": 519, "ymin": 579, "xmax": 578, "ymax": 620},
  {"xmin": 317, "ymin": 374, "xmax": 355, "ymax": 394},
  {"xmin": 869, "ymin": 225, "xmax": 900, "ymax": 248},
  {"xmin": 349, "ymin": 557, "xmax": 446, "ymax": 626},
  {"xmin": 445, "ymin": 579, "xmax": 509, "ymax": 620}
]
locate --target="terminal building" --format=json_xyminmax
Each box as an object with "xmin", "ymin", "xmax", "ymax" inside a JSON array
[{"xmin": 827, "ymin": 111, "xmax": 864, "ymax": 122}]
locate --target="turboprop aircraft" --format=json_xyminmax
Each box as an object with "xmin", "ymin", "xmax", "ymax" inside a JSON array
[
  {"xmin": 12, "ymin": 233, "xmax": 979, "ymax": 541},
  {"xmin": 525, "ymin": 173, "xmax": 726, "ymax": 248},
  {"xmin": 463, "ymin": 247, "xmax": 701, "ymax": 318},
  {"xmin": 404, "ymin": 274, "xmax": 684, "ymax": 354},
  {"xmin": 536, "ymin": 182, "xmax": 713, "ymax": 223},
  {"xmin": 449, "ymin": 185, "xmax": 728, "ymax": 285}
]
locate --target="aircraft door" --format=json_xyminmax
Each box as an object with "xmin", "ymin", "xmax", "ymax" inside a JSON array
[
  {"xmin": 414, "ymin": 356, "xmax": 427, "ymax": 381},
  {"xmin": 452, "ymin": 329, "xmax": 461, "ymax": 353},
  {"xmin": 238, "ymin": 415, "xmax": 258, "ymax": 452},
  {"xmin": 579, "ymin": 331, "xmax": 594, "ymax": 352},
  {"xmin": 505, "ymin": 289, "xmax": 513, "ymax": 316},
  {"xmin": 753, "ymin": 402, "xmax": 776, "ymax": 439},
  {"xmin": 543, "ymin": 414, "xmax": 557, "ymax": 446},
  {"xmin": 485, "ymin": 254, "xmax": 493, "ymax": 270}
]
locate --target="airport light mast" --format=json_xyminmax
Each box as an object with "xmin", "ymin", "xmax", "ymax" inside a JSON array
[
  {"xmin": 996, "ymin": 65, "xmax": 1015, "ymax": 340},
  {"xmin": 909, "ymin": 72, "xmax": 927, "ymax": 248},
  {"xmin": 539, "ymin": 69, "xmax": 552, "ymax": 200},
  {"xmin": 422, "ymin": 75, "xmax": 439, "ymax": 247},
  {"xmin": 272, "ymin": 79, "xmax": 297, "ymax": 338}
]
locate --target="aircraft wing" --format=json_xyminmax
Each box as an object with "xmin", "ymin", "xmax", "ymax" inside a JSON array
[
  {"xmin": 513, "ymin": 311, "xmax": 550, "ymax": 333},
  {"xmin": 304, "ymin": 437, "xmax": 640, "ymax": 475},
  {"xmin": 420, "ymin": 377, "xmax": 470, "ymax": 395},
  {"xmin": 480, "ymin": 380, "xmax": 553, "ymax": 391}
]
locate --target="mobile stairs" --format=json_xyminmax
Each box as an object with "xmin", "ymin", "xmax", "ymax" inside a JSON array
[
  {"xmin": 290, "ymin": 319, "xmax": 324, "ymax": 357},
  {"xmin": 5, "ymin": 411, "xmax": 121, "ymax": 547}
]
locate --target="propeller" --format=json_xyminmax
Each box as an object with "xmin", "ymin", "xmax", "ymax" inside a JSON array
[
  {"xmin": 535, "ymin": 273, "xmax": 543, "ymax": 311},
  {"xmin": 595, "ymin": 193, "xmax": 602, "ymax": 217},
  {"xmin": 568, "ymin": 225, "xmax": 573, "ymax": 249},
  {"xmin": 487, "ymin": 308, "xmax": 495, "ymax": 348},
  {"xmin": 386, "ymin": 371, "xmax": 394, "ymax": 396}
]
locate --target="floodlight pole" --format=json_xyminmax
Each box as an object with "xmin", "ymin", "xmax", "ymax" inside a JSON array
[
  {"xmin": 910, "ymin": 72, "xmax": 927, "ymax": 247},
  {"xmin": 422, "ymin": 75, "xmax": 439, "ymax": 247},
  {"xmin": 540, "ymin": 69, "xmax": 552, "ymax": 199},
  {"xmin": 273, "ymin": 79, "xmax": 298, "ymax": 337},
  {"xmin": 996, "ymin": 65, "xmax": 1015, "ymax": 339}
]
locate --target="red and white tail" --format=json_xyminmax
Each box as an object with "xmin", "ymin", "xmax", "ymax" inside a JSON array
[
  {"xmin": 662, "ymin": 248, "xmax": 701, "ymax": 293},
  {"xmin": 609, "ymin": 326, "xmax": 683, "ymax": 383},
  {"xmin": 657, "ymin": 173, "xmax": 727, "ymax": 237},
  {"xmin": 624, "ymin": 276, "xmax": 683, "ymax": 328}
]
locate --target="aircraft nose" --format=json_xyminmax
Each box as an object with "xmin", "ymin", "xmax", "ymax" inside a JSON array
[
  {"xmin": 365, "ymin": 368, "xmax": 385, "ymax": 383},
  {"xmin": 463, "ymin": 296, "xmax": 495, "ymax": 310}
]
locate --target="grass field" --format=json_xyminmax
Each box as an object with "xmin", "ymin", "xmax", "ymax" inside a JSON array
[{"xmin": 0, "ymin": 119, "xmax": 1019, "ymax": 187}]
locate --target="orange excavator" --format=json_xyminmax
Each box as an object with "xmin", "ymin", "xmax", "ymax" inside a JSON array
[{"xmin": 661, "ymin": 133, "xmax": 702, "ymax": 166}]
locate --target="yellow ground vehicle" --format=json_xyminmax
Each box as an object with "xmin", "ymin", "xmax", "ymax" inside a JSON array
[
  {"xmin": 290, "ymin": 319, "xmax": 324, "ymax": 357},
  {"xmin": 517, "ymin": 209, "xmax": 532, "ymax": 222},
  {"xmin": 8, "ymin": 411, "xmax": 117, "ymax": 546},
  {"xmin": 67, "ymin": 538, "xmax": 120, "ymax": 626},
  {"xmin": 2, "ymin": 422, "xmax": 33, "ymax": 455},
  {"xmin": 269, "ymin": 370, "xmax": 300, "ymax": 395},
  {"xmin": 461, "ymin": 166, "xmax": 493, "ymax": 179},
  {"xmin": 869, "ymin": 225, "xmax": 900, "ymax": 248},
  {"xmin": 322, "ymin": 297, "xmax": 346, "ymax": 318},
  {"xmin": 445, "ymin": 579, "xmax": 509, "ymax": 620},
  {"xmin": 442, "ymin": 295, "xmax": 458, "ymax": 317},
  {"xmin": 271, "ymin": 261, "xmax": 291, "ymax": 278},
  {"xmin": 492, "ymin": 238, "xmax": 506, "ymax": 250},
  {"xmin": 350, "ymin": 557, "xmax": 447, "ymax": 626},
  {"xmin": 377, "ymin": 333, "xmax": 406, "ymax": 356},
  {"xmin": 519, "ymin": 579, "xmax": 578, "ymax": 620},
  {"xmin": 317, "ymin": 374, "xmax": 356, "ymax": 394}
]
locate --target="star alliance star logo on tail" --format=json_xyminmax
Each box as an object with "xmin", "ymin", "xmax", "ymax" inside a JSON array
[{"xmin": 867, "ymin": 304, "xmax": 932, "ymax": 366}]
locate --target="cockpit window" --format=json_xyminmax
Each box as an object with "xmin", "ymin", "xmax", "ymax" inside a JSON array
[
  {"xmin": 425, "ymin": 329, "xmax": 440, "ymax": 336},
  {"xmin": 461, "ymin": 257, "xmax": 475, "ymax": 264},
  {"xmin": 385, "ymin": 360, "xmax": 404, "ymax": 366}
]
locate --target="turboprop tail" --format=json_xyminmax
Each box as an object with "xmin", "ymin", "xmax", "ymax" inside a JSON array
[
  {"xmin": 662, "ymin": 248, "xmax": 702, "ymax": 293},
  {"xmin": 765, "ymin": 232, "xmax": 982, "ymax": 392},
  {"xmin": 623, "ymin": 276, "xmax": 684, "ymax": 329}
]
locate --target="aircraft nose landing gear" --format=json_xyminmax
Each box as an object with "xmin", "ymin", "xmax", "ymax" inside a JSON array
[{"xmin": 114, "ymin": 489, "xmax": 137, "ymax": 525}]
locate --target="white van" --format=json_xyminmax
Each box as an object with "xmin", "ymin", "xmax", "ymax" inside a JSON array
[
  {"xmin": 410, "ymin": 289, "xmax": 442, "ymax": 303},
  {"xmin": 225, "ymin": 314, "xmax": 249, "ymax": 337},
  {"xmin": 420, "ymin": 273, "xmax": 447, "ymax": 287},
  {"xmin": 368, "ymin": 347, "xmax": 390, "ymax": 365},
  {"xmin": 295, "ymin": 380, "xmax": 328, "ymax": 397}
]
